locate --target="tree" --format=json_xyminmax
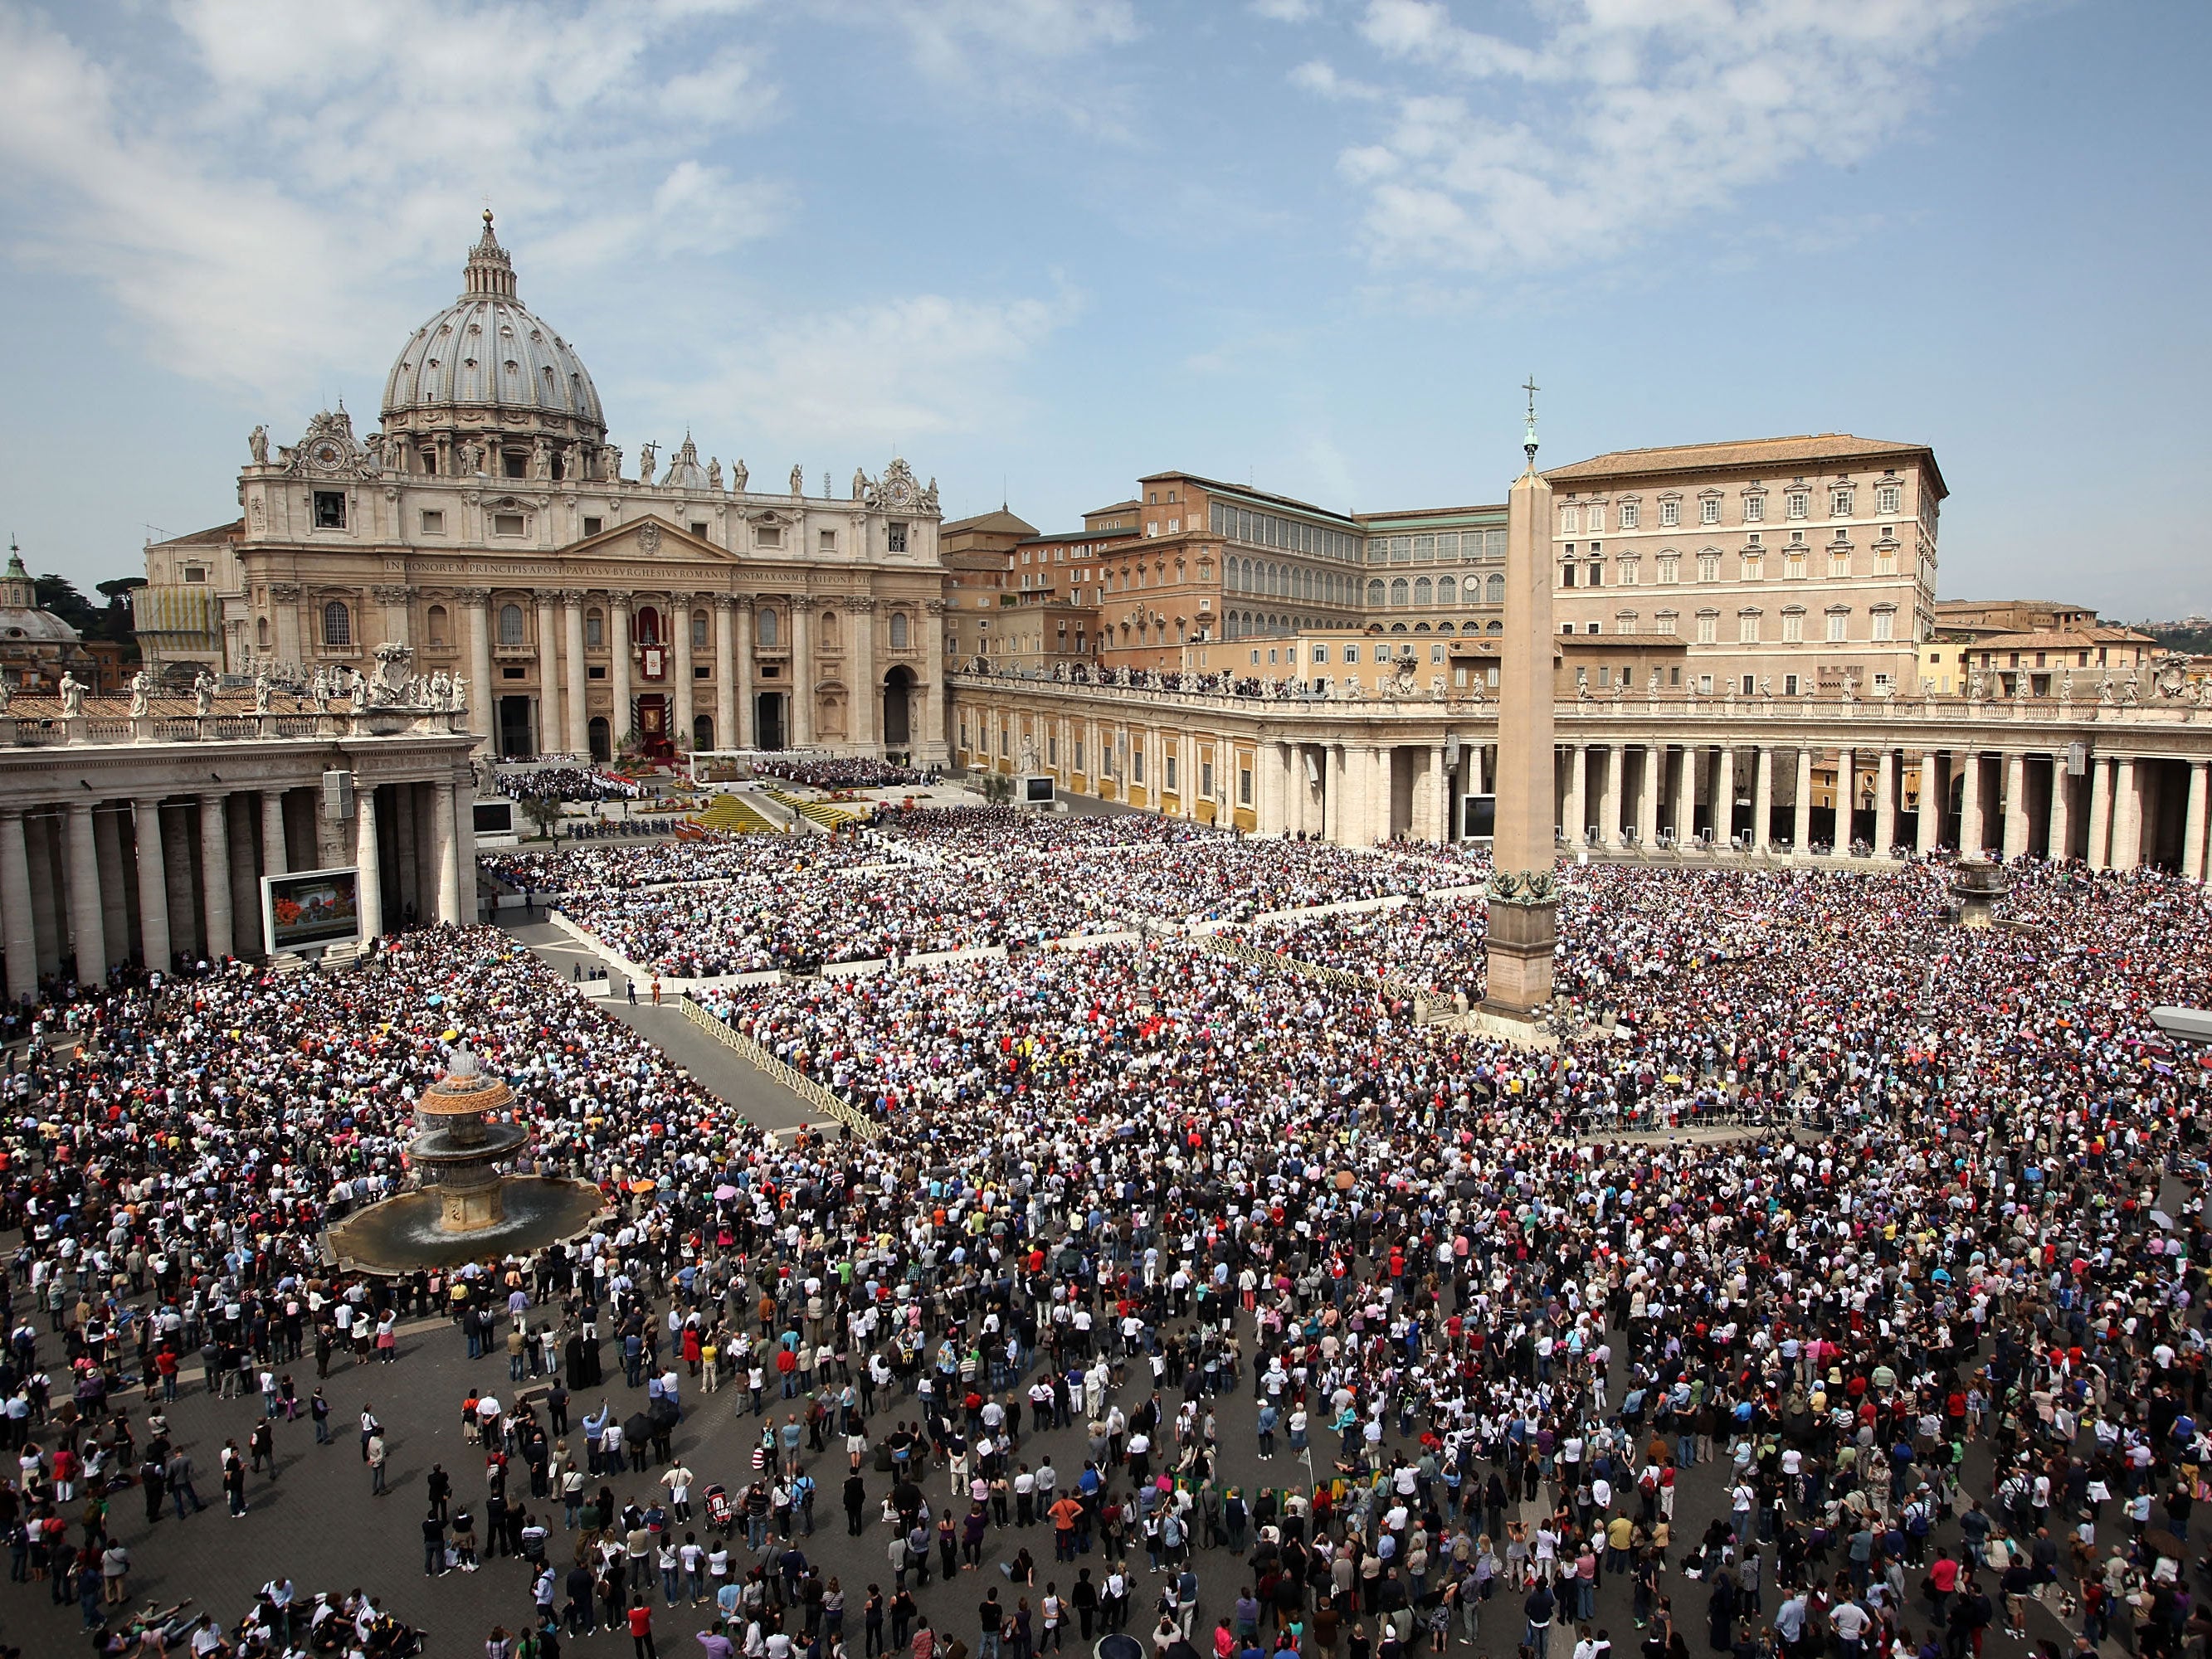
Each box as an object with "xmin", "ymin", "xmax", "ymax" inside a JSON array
[
  {"xmin": 519, "ymin": 793, "xmax": 565, "ymax": 844},
  {"xmin": 979, "ymin": 772, "xmax": 1015, "ymax": 806}
]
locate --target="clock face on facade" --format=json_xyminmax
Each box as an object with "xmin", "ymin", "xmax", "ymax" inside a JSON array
[{"xmin": 311, "ymin": 441, "xmax": 343, "ymax": 468}]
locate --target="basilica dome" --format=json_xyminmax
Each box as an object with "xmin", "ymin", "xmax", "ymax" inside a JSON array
[{"xmin": 380, "ymin": 212, "xmax": 606, "ymax": 446}]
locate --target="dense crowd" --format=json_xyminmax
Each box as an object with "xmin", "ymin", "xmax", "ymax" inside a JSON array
[
  {"xmin": 762, "ymin": 759, "xmax": 937, "ymax": 791},
  {"xmin": 2, "ymin": 844, "xmax": 2210, "ymax": 1659},
  {"xmin": 496, "ymin": 767, "xmax": 652, "ymax": 803},
  {"xmin": 483, "ymin": 833, "xmax": 882, "ymax": 895}
]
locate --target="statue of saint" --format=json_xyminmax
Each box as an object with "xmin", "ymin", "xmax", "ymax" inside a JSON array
[
  {"xmin": 248, "ymin": 425, "xmax": 269, "ymax": 465},
  {"xmin": 852, "ymin": 466, "xmax": 868, "ymax": 500},
  {"xmin": 732, "ymin": 459, "xmax": 747, "ymax": 492},
  {"xmin": 790, "ymin": 464, "xmax": 806, "ymax": 497},
  {"xmin": 638, "ymin": 440, "xmax": 658, "ymax": 484},
  {"xmin": 59, "ymin": 672, "xmax": 85, "ymax": 717},
  {"xmin": 708, "ymin": 458, "xmax": 723, "ymax": 491},
  {"xmin": 253, "ymin": 672, "xmax": 272, "ymax": 714},
  {"xmin": 451, "ymin": 674, "xmax": 469, "ymax": 713},
  {"xmin": 192, "ymin": 670, "xmax": 216, "ymax": 717},
  {"xmin": 129, "ymin": 669, "xmax": 155, "ymax": 718}
]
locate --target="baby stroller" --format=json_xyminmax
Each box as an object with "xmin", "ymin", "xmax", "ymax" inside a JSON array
[{"xmin": 704, "ymin": 1482, "xmax": 736, "ymax": 1539}]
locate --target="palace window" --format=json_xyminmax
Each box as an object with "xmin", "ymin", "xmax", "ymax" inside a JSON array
[
  {"xmin": 1700, "ymin": 498, "xmax": 1720, "ymax": 525},
  {"xmin": 1876, "ymin": 484, "xmax": 1901, "ymax": 515},
  {"xmin": 1787, "ymin": 492, "xmax": 1808, "ymax": 519},
  {"xmin": 1695, "ymin": 611, "xmax": 1717, "ymax": 645},
  {"xmin": 582, "ymin": 516, "xmax": 602, "ymax": 537},
  {"xmin": 1831, "ymin": 488, "xmax": 1854, "ymax": 517},
  {"xmin": 587, "ymin": 610, "xmax": 604, "ymax": 647},
  {"xmin": 1742, "ymin": 494, "xmax": 1764, "ymax": 523},
  {"xmin": 499, "ymin": 603, "xmax": 524, "ymax": 645},
  {"xmin": 1827, "ymin": 610, "xmax": 1850, "ymax": 643},
  {"xmin": 1486, "ymin": 573, "xmax": 1505, "ymax": 603},
  {"xmin": 1697, "ymin": 552, "xmax": 1720, "ymax": 582},
  {"xmin": 1781, "ymin": 609, "xmax": 1805, "ymax": 643},
  {"xmin": 1618, "ymin": 502, "xmax": 1639, "ymax": 529},
  {"xmin": 889, "ymin": 612, "xmax": 910, "ymax": 649},
  {"xmin": 322, "ymin": 601, "xmax": 352, "ymax": 647},
  {"xmin": 691, "ymin": 611, "xmax": 709, "ymax": 648},
  {"xmin": 1660, "ymin": 499, "xmax": 1681, "ymax": 527},
  {"xmin": 1738, "ymin": 611, "xmax": 1761, "ymax": 644},
  {"xmin": 1657, "ymin": 555, "xmax": 1680, "ymax": 584},
  {"xmin": 1871, "ymin": 607, "xmax": 1897, "ymax": 642},
  {"xmin": 757, "ymin": 609, "xmax": 778, "ymax": 647},
  {"xmin": 1438, "ymin": 577, "xmax": 1455, "ymax": 604},
  {"xmin": 636, "ymin": 606, "xmax": 661, "ymax": 645},
  {"xmin": 493, "ymin": 513, "xmax": 524, "ymax": 536}
]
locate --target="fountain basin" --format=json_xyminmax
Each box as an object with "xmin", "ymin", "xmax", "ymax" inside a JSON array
[{"xmin": 324, "ymin": 1175, "xmax": 610, "ymax": 1273}]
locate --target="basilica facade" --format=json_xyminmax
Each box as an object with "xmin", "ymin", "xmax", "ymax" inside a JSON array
[{"xmin": 167, "ymin": 212, "xmax": 947, "ymax": 762}]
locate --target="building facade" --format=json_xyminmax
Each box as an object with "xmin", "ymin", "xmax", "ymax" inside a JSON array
[{"xmin": 153, "ymin": 214, "xmax": 948, "ymax": 764}]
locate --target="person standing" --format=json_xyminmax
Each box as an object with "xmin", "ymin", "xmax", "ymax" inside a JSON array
[
  {"xmin": 369, "ymin": 1429, "xmax": 390, "ymax": 1495},
  {"xmin": 628, "ymin": 1593, "xmax": 659, "ymax": 1659}
]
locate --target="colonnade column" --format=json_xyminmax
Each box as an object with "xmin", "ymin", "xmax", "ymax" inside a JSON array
[
  {"xmin": 1672, "ymin": 747, "xmax": 1694, "ymax": 845},
  {"xmin": 454, "ymin": 766, "xmax": 479, "ymax": 923},
  {"xmin": 730, "ymin": 598, "xmax": 753, "ymax": 752},
  {"xmin": 1792, "ymin": 750, "xmax": 1814, "ymax": 854},
  {"xmin": 1428, "ymin": 745, "xmax": 1448, "ymax": 844},
  {"xmin": 2049, "ymin": 757, "xmax": 2077, "ymax": 863},
  {"xmin": 227, "ymin": 796, "xmax": 262, "ymax": 959},
  {"xmin": 1367, "ymin": 746, "xmax": 1390, "ymax": 844},
  {"xmin": 0, "ymin": 811, "xmax": 33, "ymax": 1005},
  {"xmin": 2183, "ymin": 760, "xmax": 2208, "ymax": 883},
  {"xmin": 1752, "ymin": 747, "xmax": 1775, "ymax": 853},
  {"xmin": 1564, "ymin": 744, "xmax": 1587, "ymax": 847},
  {"xmin": 1873, "ymin": 751, "xmax": 1897, "ymax": 859},
  {"xmin": 1714, "ymin": 745, "xmax": 1737, "ymax": 846},
  {"xmin": 134, "ymin": 798, "xmax": 172, "ymax": 972},
  {"xmin": 1323, "ymin": 746, "xmax": 1343, "ymax": 844},
  {"xmin": 1917, "ymin": 753, "xmax": 1940, "ymax": 856},
  {"xmin": 561, "ymin": 591, "xmax": 590, "ymax": 757},
  {"xmin": 922, "ymin": 599, "xmax": 947, "ymax": 762},
  {"xmin": 1638, "ymin": 746, "xmax": 1662, "ymax": 852},
  {"xmin": 1973, "ymin": 752, "xmax": 1990, "ymax": 858},
  {"xmin": 714, "ymin": 598, "xmax": 738, "ymax": 754},
  {"xmin": 462, "ymin": 590, "xmax": 495, "ymax": 743},
  {"xmin": 355, "ymin": 786, "xmax": 383, "ymax": 941},
  {"xmin": 2002, "ymin": 752, "xmax": 2030, "ymax": 861},
  {"xmin": 433, "ymin": 781, "xmax": 461, "ymax": 925},
  {"xmin": 197, "ymin": 793, "xmax": 232, "ymax": 961},
  {"xmin": 94, "ymin": 808, "xmax": 129, "ymax": 967},
  {"xmin": 790, "ymin": 600, "xmax": 813, "ymax": 746},
  {"xmin": 64, "ymin": 805, "xmax": 106, "ymax": 985},
  {"xmin": 2112, "ymin": 757, "xmax": 2141, "ymax": 871},
  {"xmin": 1600, "ymin": 744, "xmax": 1624, "ymax": 849},
  {"xmin": 1832, "ymin": 750, "xmax": 1855, "ymax": 859},
  {"xmin": 2087, "ymin": 754, "xmax": 2114, "ymax": 869},
  {"xmin": 670, "ymin": 591, "xmax": 696, "ymax": 750},
  {"xmin": 534, "ymin": 596, "xmax": 560, "ymax": 755},
  {"xmin": 261, "ymin": 791, "xmax": 288, "ymax": 880}
]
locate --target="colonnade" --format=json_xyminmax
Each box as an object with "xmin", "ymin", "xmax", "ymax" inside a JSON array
[
  {"xmin": 0, "ymin": 754, "xmax": 480, "ymax": 1005},
  {"xmin": 951, "ymin": 677, "xmax": 2212, "ymax": 878}
]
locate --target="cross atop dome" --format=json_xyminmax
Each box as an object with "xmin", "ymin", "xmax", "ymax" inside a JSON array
[{"xmin": 464, "ymin": 207, "xmax": 518, "ymax": 301}]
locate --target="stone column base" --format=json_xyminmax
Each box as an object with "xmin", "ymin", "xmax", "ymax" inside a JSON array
[{"xmin": 1483, "ymin": 896, "xmax": 1557, "ymax": 1016}]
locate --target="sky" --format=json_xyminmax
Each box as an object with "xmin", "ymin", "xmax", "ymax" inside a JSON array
[{"xmin": 0, "ymin": 0, "xmax": 2205, "ymax": 618}]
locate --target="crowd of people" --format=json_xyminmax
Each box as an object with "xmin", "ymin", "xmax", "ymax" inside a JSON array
[
  {"xmin": 761, "ymin": 759, "xmax": 937, "ymax": 791},
  {"xmin": 496, "ymin": 767, "xmax": 653, "ymax": 804},
  {"xmin": 0, "ymin": 839, "xmax": 2208, "ymax": 1659}
]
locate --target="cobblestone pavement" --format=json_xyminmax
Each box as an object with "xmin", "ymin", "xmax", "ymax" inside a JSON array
[{"xmin": 0, "ymin": 1287, "xmax": 2074, "ymax": 1659}]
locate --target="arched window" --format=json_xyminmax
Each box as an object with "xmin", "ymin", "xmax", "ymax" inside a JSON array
[
  {"xmin": 1391, "ymin": 622, "xmax": 1408, "ymax": 634},
  {"xmin": 1486, "ymin": 620, "xmax": 1503, "ymax": 633},
  {"xmin": 757, "ymin": 608, "xmax": 778, "ymax": 648},
  {"xmin": 1415, "ymin": 621, "xmax": 1430, "ymax": 633},
  {"xmin": 1486, "ymin": 573, "xmax": 1505, "ymax": 604},
  {"xmin": 586, "ymin": 609, "xmax": 604, "ymax": 648},
  {"xmin": 889, "ymin": 611, "xmax": 910, "ymax": 649},
  {"xmin": 1414, "ymin": 577, "xmax": 1432, "ymax": 606},
  {"xmin": 322, "ymin": 601, "xmax": 352, "ymax": 647},
  {"xmin": 691, "ymin": 610, "xmax": 709, "ymax": 649},
  {"xmin": 499, "ymin": 602, "xmax": 524, "ymax": 645},
  {"xmin": 1367, "ymin": 578, "xmax": 1386, "ymax": 606},
  {"xmin": 636, "ymin": 606, "xmax": 661, "ymax": 645},
  {"xmin": 426, "ymin": 604, "xmax": 449, "ymax": 645},
  {"xmin": 1389, "ymin": 578, "xmax": 1409, "ymax": 607},
  {"xmin": 1437, "ymin": 576, "xmax": 1455, "ymax": 605},
  {"xmin": 1437, "ymin": 622, "xmax": 1455, "ymax": 635}
]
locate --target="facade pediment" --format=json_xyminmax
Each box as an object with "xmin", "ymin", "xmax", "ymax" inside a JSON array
[{"xmin": 564, "ymin": 513, "xmax": 735, "ymax": 564}]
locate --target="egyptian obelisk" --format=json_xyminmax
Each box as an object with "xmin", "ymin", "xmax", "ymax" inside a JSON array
[{"xmin": 1482, "ymin": 381, "xmax": 1559, "ymax": 1017}]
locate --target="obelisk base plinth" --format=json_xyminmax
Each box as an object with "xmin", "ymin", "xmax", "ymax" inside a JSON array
[{"xmin": 1482, "ymin": 892, "xmax": 1557, "ymax": 1018}]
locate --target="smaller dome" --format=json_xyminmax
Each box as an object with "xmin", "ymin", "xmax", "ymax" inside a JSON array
[{"xmin": 660, "ymin": 434, "xmax": 709, "ymax": 490}]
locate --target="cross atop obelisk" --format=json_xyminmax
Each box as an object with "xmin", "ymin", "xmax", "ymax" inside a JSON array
[{"xmin": 1483, "ymin": 381, "xmax": 1560, "ymax": 1019}]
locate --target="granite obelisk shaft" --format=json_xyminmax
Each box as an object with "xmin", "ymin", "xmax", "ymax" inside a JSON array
[{"xmin": 1483, "ymin": 452, "xmax": 1559, "ymax": 1016}]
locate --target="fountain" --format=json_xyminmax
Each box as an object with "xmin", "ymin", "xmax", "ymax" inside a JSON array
[
  {"xmin": 324, "ymin": 1046, "xmax": 608, "ymax": 1272},
  {"xmin": 1949, "ymin": 858, "xmax": 2016, "ymax": 929}
]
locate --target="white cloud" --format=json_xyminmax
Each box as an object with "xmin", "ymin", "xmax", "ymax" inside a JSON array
[
  {"xmin": 1289, "ymin": 59, "xmax": 1381, "ymax": 100},
  {"xmin": 1251, "ymin": 0, "xmax": 1320, "ymax": 21},
  {"xmin": 0, "ymin": 0, "xmax": 782, "ymax": 401},
  {"xmin": 1304, "ymin": 0, "xmax": 2031, "ymax": 272},
  {"xmin": 853, "ymin": 0, "xmax": 1144, "ymax": 134}
]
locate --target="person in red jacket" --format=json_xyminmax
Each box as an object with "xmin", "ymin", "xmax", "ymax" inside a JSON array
[{"xmin": 629, "ymin": 1593, "xmax": 658, "ymax": 1659}]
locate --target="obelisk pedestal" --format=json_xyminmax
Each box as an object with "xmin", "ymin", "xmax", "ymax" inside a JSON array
[{"xmin": 1483, "ymin": 397, "xmax": 1560, "ymax": 1020}]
